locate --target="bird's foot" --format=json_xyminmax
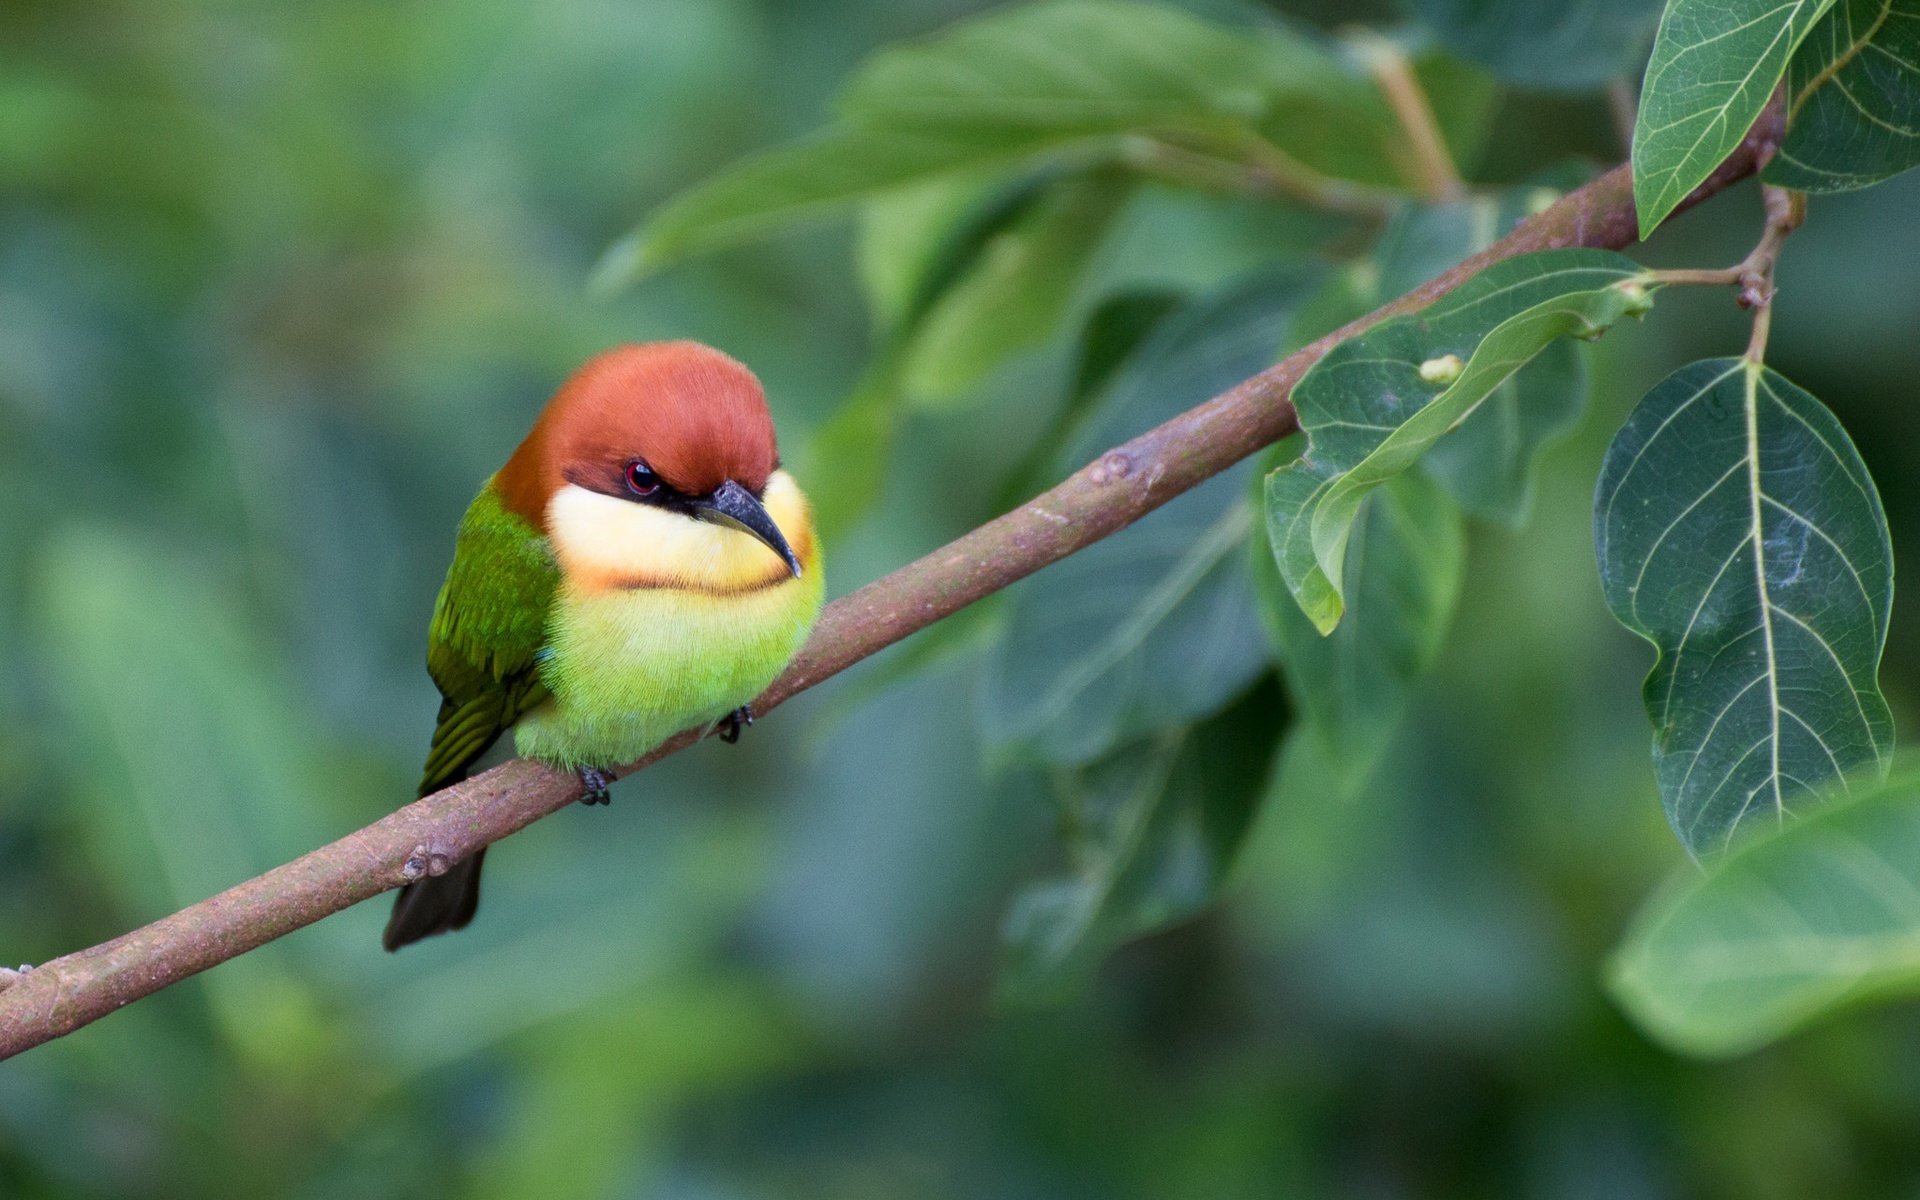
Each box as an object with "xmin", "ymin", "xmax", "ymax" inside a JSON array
[
  {"xmin": 719, "ymin": 705, "xmax": 755, "ymax": 745},
  {"xmin": 578, "ymin": 765, "xmax": 616, "ymax": 806}
]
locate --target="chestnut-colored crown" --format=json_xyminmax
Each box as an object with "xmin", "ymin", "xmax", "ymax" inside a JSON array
[{"xmin": 495, "ymin": 342, "xmax": 779, "ymax": 525}]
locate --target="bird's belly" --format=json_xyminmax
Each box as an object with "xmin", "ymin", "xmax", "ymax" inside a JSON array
[{"xmin": 512, "ymin": 574, "xmax": 820, "ymax": 770}]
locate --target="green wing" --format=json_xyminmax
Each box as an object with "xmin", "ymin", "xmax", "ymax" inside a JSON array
[{"xmin": 417, "ymin": 484, "xmax": 560, "ymax": 797}]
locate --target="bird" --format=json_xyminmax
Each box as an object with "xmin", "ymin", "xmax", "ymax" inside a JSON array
[{"xmin": 383, "ymin": 341, "xmax": 823, "ymax": 950}]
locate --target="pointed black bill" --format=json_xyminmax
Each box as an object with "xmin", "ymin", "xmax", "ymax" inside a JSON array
[{"xmin": 693, "ymin": 479, "xmax": 802, "ymax": 577}]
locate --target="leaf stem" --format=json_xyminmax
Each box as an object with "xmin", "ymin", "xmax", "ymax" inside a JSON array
[
  {"xmin": 1350, "ymin": 32, "xmax": 1465, "ymax": 201},
  {"xmin": 1645, "ymin": 185, "xmax": 1804, "ymax": 363},
  {"xmin": 1646, "ymin": 267, "xmax": 1745, "ymax": 287},
  {"xmin": 1739, "ymin": 185, "xmax": 1805, "ymax": 363}
]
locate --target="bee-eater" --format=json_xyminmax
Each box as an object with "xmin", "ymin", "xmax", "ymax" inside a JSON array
[{"xmin": 383, "ymin": 341, "xmax": 823, "ymax": 950}]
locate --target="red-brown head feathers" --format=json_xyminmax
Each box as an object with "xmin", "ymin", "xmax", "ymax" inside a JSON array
[{"xmin": 495, "ymin": 342, "xmax": 780, "ymax": 525}]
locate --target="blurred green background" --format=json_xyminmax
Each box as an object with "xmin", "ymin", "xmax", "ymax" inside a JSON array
[{"xmin": 6, "ymin": 0, "xmax": 1920, "ymax": 1196}]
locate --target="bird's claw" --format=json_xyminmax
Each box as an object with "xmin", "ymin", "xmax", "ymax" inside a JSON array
[
  {"xmin": 578, "ymin": 766, "xmax": 616, "ymax": 806},
  {"xmin": 719, "ymin": 705, "xmax": 755, "ymax": 745}
]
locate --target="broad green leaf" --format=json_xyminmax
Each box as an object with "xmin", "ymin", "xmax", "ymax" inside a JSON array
[
  {"xmin": 1595, "ymin": 360, "xmax": 1894, "ymax": 855},
  {"xmin": 981, "ymin": 271, "xmax": 1320, "ymax": 764},
  {"xmin": 1253, "ymin": 471, "xmax": 1464, "ymax": 786},
  {"xmin": 856, "ymin": 172, "xmax": 1012, "ymax": 332},
  {"xmin": 595, "ymin": 125, "xmax": 1031, "ymax": 287},
  {"xmin": 839, "ymin": 2, "xmax": 1361, "ymax": 136},
  {"xmin": 1266, "ymin": 249, "xmax": 1649, "ymax": 634},
  {"xmin": 1611, "ymin": 764, "xmax": 1920, "ymax": 1057},
  {"xmin": 605, "ymin": 0, "xmax": 1390, "ymax": 281},
  {"xmin": 1372, "ymin": 188, "xmax": 1594, "ymax": 525},
  {"xmin": 901, "ymin": 169, "xmax": 1133, "ymax": 404},
  {"xmin": 1765, "ymin": 0, "xmax": 1920, "ymax": 193},
  {"xmin": 1403, "ymin": 0, "xmax": 1665, "ymax": 91},
  {"xmin": 1421, "ymin": 340, "xmax": 1585, "ymax": 523},
  {"xmin": 1000, "ymin": 680, "xmax": 1283, "ymax": 1002},
  {"xmin": 1633, "ymin": 0, "xmax": 1839, "ymax": 237}
]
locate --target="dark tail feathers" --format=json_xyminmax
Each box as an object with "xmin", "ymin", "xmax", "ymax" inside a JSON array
[{"xmin": 383, "ymin": 848, "xmax": 485, "ymax": 951}]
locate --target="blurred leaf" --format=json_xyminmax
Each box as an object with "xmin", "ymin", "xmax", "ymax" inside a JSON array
[
  {"xmin": 993, "ymin": 288, "xmax": 1188, "ymax": 510},
  {"xmin": 1402, "ymin": 0, "xmax": 1664, "ymax": 91},
  {"xmin": 1610, "ymin": 762, "xmax": 1920, "ymax": 1058},
  {"xmin": 34, "ymin": 527, "xmax": 337, "ymax": 1072},
  {"xmin": 797, "ymin": 373, "xmax": 899, "ymax": 544},
  {"xmin": 902, "ymin": 168, "xmax": 1134, "ymax": 404},
  {"xmin": 837, "ymin": 1, "xmax": 1361, "ymax": 136},
  {"xmin": 857, "ymin": 174, "xmax": 1004, "ymax": 331},
  {"xmin": 477, "ymin": 975, "xmax": 801, "ymax": 1199},
  {"xmin": 605, "ymin": 0, "xmax": 1405, "ymax": 282},
  {"xmin": 1595, "ymin": 360, "xmax": 1894, "ymax": 855},
  {"xmin": 1632, "ymin": 0, "xmax": 1837, "ymax": 237},
  {"xmin": 1265, "ymin": 249, "xmax": 1647, "ymax": 634},
  {"xmin": 983, "ymin": 494, "xmax": 1262, "ymax": 764},
  {"xmin": 1253, "ymin": 471, "xmax": 1464, "ymax": 786},
  {"xmin": 1765, "ymin": 0, "xmax": 1920, "ymax": 193},
  {"xmin": 1000, "ymin": 679, "xmax": 1283, "ymax": 1002},
  {"xmin": 981, "ymin": 270, "xmax": 1322, "ymax": 764}
]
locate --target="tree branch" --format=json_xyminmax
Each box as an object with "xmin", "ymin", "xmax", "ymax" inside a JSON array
[{"xmin": 0, "ymin": 109, "xmax": 1785, "ymax": 1061}]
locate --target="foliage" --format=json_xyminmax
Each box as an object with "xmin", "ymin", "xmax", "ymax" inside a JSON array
[
  {"xmin": 1595, "ymin": 359, "xmax": 1894, "ymax": 855},
  {"xmin": 8, "ymin": 0, "xmax": 1920, "ymax": 1195}
]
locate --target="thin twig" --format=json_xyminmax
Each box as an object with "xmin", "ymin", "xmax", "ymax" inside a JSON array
[
  {"xmin": 1644, "ymin": 179, "xmax": 1805, "ymax": 359},
  {"xmin": 0, "ymin": 104, "xmax": 1789, "ymax": 1063},
  {"xmin": 1351, "ymin": 32, "xmax": 1465, "ymax": 201},
  {"xmin": 1741, "ymin": 184, "xmax": 1805, "ymax": 361},
  {"xmin": 1124, "ymin": 136, "xmax": 1397, "ymax": 218}
]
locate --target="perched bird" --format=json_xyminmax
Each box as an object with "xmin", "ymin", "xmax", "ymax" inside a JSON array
[{"xmin": 384, "ymin": 341, "xmax": 823, "ymax": 950}]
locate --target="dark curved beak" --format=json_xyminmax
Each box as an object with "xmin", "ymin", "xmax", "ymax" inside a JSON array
[{"xmin": 692, "ymin": 479, "xmax": 802, "ymax": 577}]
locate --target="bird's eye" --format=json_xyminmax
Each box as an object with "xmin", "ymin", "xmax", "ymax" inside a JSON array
[{"xmin": 624, "ymin": 460, "xmax": 660, "ymax": 497}]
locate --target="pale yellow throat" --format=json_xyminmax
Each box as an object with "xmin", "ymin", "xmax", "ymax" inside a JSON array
[{"xmin": 545, "ymin": 469, "xmax": 814, "ymax": 593}]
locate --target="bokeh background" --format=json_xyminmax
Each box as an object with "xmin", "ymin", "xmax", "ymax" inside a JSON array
[{"xmin": 6, "ymin": 0, "xmax": 1920, "ymax": 1196}]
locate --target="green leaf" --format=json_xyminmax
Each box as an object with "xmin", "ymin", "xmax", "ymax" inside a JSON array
[
  {"xmin": 35, "ymin": 528, "xmax": 339, "ymax": 1068},
  {"xmin": 595, "ymin": 125, "xmax": 1035, "ymax": 287},
  {"xmin": 1595, "ymin": 360, "xmax": 1894, "ymax": 855},
  {"xmin": 1371, "ymin": 188, "xmax": 1594, "ymax": 525},
  {"xmin": 1422, "ymin": 340, "xmax": 1586, "ymax": 523},
  {"xmin": 1404, "ymin": 0, "xmax": 1665, "ymax": 91},
  {"xmin": 991, "ymin": 288, "xmax": 1187, "ymax": 512},
  {"xmin": 856, "ymin": 172, "xmax": 1013, "ymax": 332},
  {"xmin": 1253, "ymin": 471, "xmax": 1465, "ymax": 786},
  {"xmin": 1610, "ymin": 763, "xmax": 1920, "ymax": 1057},
  {"xmin": 900, "ymin": 169, "xmax": 1133, "ymax": 404},
  {"xmin": 981, "ymin": 271, "xmax": 1320, "ymax": 764},
  {"xmin": 797, "ymin": 371, "xmax": 899, "ymax": 544},
  {"xmin": 999, "ymin": 680, "xmax": 1283, "ymax": 1002},
  {"xmin": 1632, "ymin": 0, "xmax": 1839, "ymax": 237},
  {"xmin": 1765, "ymin": 0, "xmax": 1920, "ymax": 193},
  {"xmin": 605, "ymin": 0, "xmax": 1387, "ymax": 281},
  {"xmin": 839, "ymin": 1, "xmax": 1355, "ymax": 136},
  {"xmin": 1265, "ymin": 249, "xmax": 1649, "ymax": 634},
  {"xmin": 816, "ymin": 170, "xmax": 1090, "ymax": 535}
]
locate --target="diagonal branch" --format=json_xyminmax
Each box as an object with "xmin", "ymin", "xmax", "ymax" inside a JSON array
[{"xmin": 0, "ymin": 109, "xmax": 1784, "ymax": 1061}]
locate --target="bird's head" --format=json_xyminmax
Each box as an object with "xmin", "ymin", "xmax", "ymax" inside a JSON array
[{"xmin": 496, "ymin": 342, "xmax": 813, "ymax": 593}]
